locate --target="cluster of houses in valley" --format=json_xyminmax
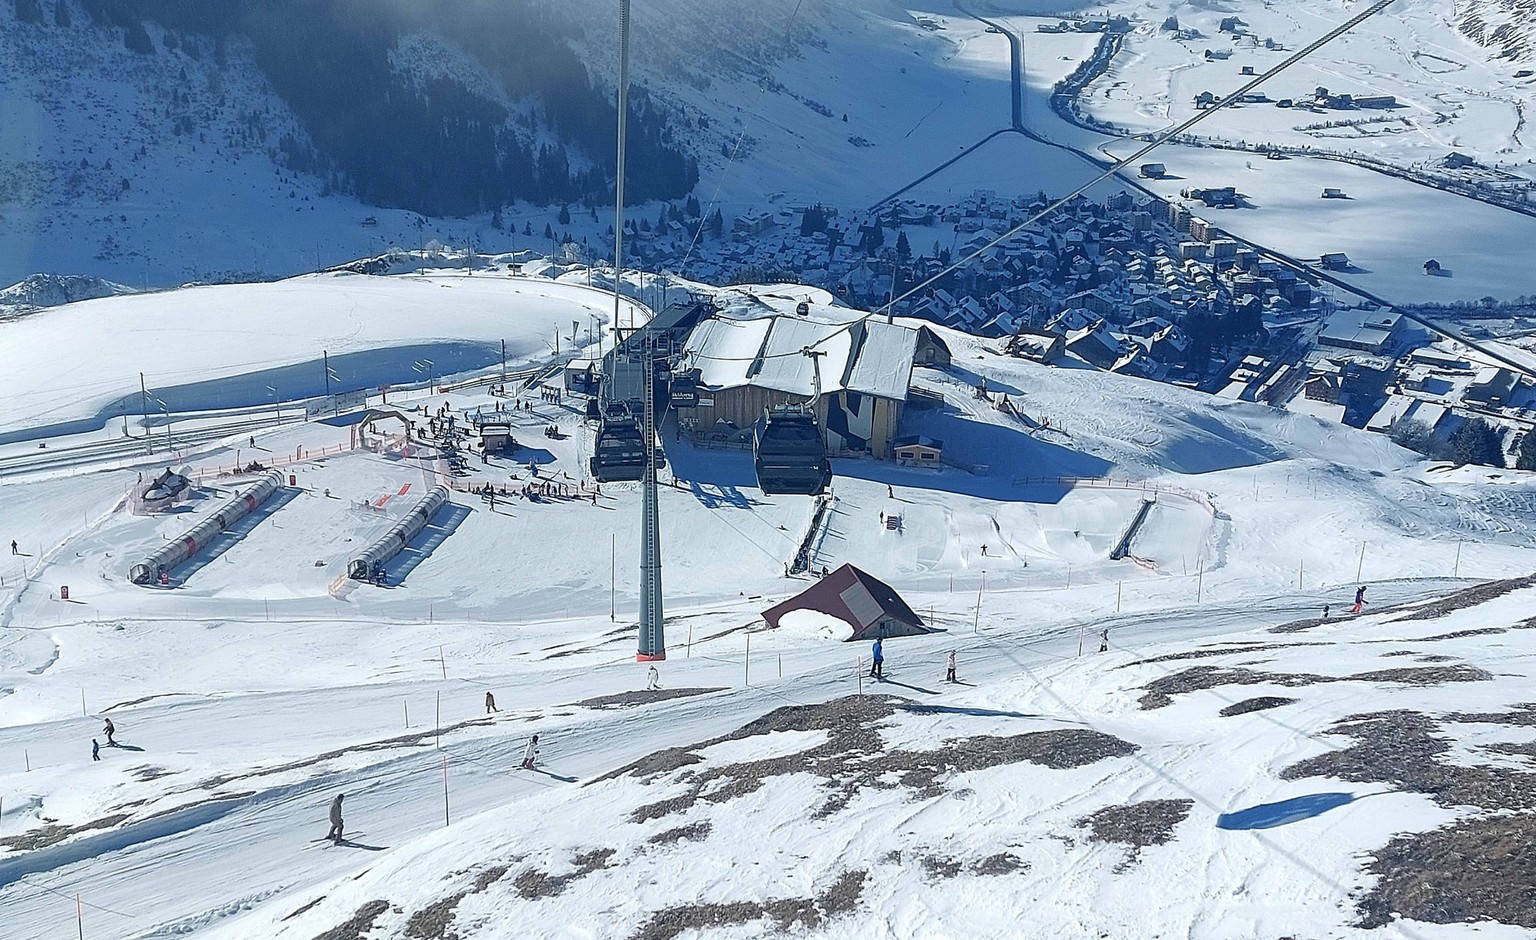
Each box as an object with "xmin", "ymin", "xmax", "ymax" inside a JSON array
[
  {"xmin": 1288, "ymin": 306, "xmax": 1536, "ymax": 462},
  {"xmin": 606, "ymin": 184, "xmax": 1533, "ymax": 460}
]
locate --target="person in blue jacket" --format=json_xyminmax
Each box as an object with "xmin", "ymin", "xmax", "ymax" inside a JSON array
[{"xmin": 869, "ymin": 638, "xmax": 884, "ymax": 679}]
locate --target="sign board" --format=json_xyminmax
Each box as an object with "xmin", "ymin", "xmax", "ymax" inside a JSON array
[{"xmin": 304, "ymin": 390, "xmax": 370, "ymax": 418}]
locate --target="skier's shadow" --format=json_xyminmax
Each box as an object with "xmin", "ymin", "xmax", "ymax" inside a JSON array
[
  {"xmin": 876, "ymin": 678, "xmax": 941, "ymax": 696},
  {"xmin": 335, "ymin": 838, "xmax": 388, "ymax": 851},
  {"xmin": 111, "ymin": 744, "xmax": 146, "ymax": 752},
  {"xmin": 529, "ymin": 767, "xmax": 577, "ymax": 783}
]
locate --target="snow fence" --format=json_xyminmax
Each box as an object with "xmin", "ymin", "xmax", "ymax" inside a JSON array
[
  {"xmin": 130, "ymin": 471, "xmax": 285, "ymax": 584},
  {"xmin": 348, "ymin": 485, "xmax": 451, "ymax": 581}
]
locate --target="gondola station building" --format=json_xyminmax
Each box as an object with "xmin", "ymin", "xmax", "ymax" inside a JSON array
[{"xmin": 677, "ymin": 308, "xmax": 950, "ymax": 459}]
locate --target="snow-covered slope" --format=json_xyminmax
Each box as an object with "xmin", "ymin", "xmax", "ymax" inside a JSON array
[
  {"xmin": 1457, "ymin": 0, "xmax": 1536, "ymax": 64},
  {"xmin": 2, "ymin": 273, "xmax": 1536, "ymax": 938}
]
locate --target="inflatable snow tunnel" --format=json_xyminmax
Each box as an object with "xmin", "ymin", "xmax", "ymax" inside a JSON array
[
  {"xmin": 130, "ymin": 471, "xmax": 285, "ymax": 585},
  {"xmin": 348, "ymin": 485, "xmax": 451, "ymax": 581}
]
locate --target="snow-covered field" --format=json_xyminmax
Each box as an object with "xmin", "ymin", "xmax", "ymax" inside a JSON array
[
  {"xmin": 2, "ymin": 274, "xmax": 1536, "ymax": 938},
  {"xmin": 1079, "ymin": 0, "xmax": 1536, "ymax": 174}
]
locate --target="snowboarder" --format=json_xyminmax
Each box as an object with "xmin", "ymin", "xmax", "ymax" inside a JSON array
[
  {"xmin": 325, "ymin": 793, "xmax": 345, "ymax": 843},
  {"xmin": 646, "ymin": 665, "xmax": 659, "ymax": 691},
  {"xmin": 1322, "ymin": 604, "xmax": 1330, "ymax": 621},
  {"xmin": 249, "ymin": 436, "xmax": 255, "ymax": 449},
  {"xmin": 945, "ymin": 650, "xmax": 957, "ymax": 683},
  {"xmin": 103, "ymin": 718, "xmax": 116, "ymax": 746},
  {"xmin": 485, "ymin": 691, "xmax": 499, "ymax": 714},
  {"xmin": 521, "ymin": 734, "xmax": 540, "ymax": 769},
  {"xmin": 1098, "ymin": 629, "xmax": 1110, "ymax": 653},
  {"xmin": 92, "ymin": 739, "xmax": 100, "ymax": 762},
  {"xmin": 9, "ymin": 539, "xmax": 16, "ymax": 554},
  {"xmin": 887, "ymin": 484, "xmax": 894, "ymax": 498},
  {"xmin": 1351, "ymin": 586, "xmax": 1367, "ymax": 614},
  {"xmin": 869, "ymin": 638, "xmax": 885, "ymax": 679}
]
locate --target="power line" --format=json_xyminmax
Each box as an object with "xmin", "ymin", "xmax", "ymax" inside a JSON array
[
  {"xmin": 880, "ymin": 0, "xmax": 1402, "ymax": 316},
  {"xmin": 677, "ymin": 0, "xmax": 1403, "ymax": 370}
]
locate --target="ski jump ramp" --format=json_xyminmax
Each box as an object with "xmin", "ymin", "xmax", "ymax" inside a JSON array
[{"xmin": 130, "ymin": 471, "xmax": 285, "ymax": 585}]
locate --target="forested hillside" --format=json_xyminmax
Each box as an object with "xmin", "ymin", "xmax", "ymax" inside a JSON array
[{"xmin": 19, "ymin": 0, "xmax": 699, "ymax": 215}]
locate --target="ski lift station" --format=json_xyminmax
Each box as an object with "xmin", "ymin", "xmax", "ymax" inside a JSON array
[{"xmin": 676, "ymin": 309, "xmax": 950, "ymax": 459}]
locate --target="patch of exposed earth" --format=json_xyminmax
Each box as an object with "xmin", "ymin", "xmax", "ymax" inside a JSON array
[
  {"xmin": 1138, "ymin": 664, "xmax": 1490, "ymax": 710},
  {"xmin": 611, "ymin": 696, "xmax": 1138, "ymax": 823}
]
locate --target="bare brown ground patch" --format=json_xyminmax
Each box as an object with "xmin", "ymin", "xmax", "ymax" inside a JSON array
[
  {"xmin": 1076, "ymin": 799, "xmax": 1194, "ymax": 870},
  {"xmin": 1391, "ymin": 573, "xmax": 1536, "ymax": 622},
  {"xmin": 629, "ymin": 870, "xmax": 866, "ymax": 940},
  {"xmin": 623, "ymin": 696, "xmax": 1136, "ymax": 823},
  {"xmin": 310, "ymin": 900, "xmax": 389, "ymax": 940},
  {"xmin": 648, "ymin": 821, "xmax": 711, "ymax": 845},
  {"xmin": 1124, "ymin": 642, "xmax": 1324, "ymax": 667},
  {"xmin": 1281, "ymin": 710, "xmax": 1536, "ymax": 810},
  {"xmin": 571, "ymin": 688, "xmax": 725, "ymax": 710},
  {"xmin": 1219, "ymin": 696, "xmax": 1297, "ymax": 717},
  {"xmin": 1357, "ymin": 813, "xmax": 1536, "ymax": 929},
  {"xmin": 0, "ymin": 813, "xmax": 129, "ymax": 851},
  {"xmin": 513, "ymin": 848, "xmax": 615, "ymax": 900},
  {"xmin": 1139, "ymin": 663, "xmax": 1490, "ymax": 710}
]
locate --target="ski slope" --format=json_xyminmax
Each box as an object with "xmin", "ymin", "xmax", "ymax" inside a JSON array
[{"xmin": 2, "ymin": 275, "xmax": 1536, "ymax": 938}]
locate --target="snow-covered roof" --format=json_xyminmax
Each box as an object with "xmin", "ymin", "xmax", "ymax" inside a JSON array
[
  {"xmin": 752, "ymin": 316, "xmax": 856, "ymax": 397},
  {"xmin": 683, "ymin": 312, "xmax": 918, "ymax": 401},
  {"xmin": 684, "ymin": 317, "xmax": 772, "ymax": 390},
  {"xmin": 845, "ymin": 320, "xmax": 919, "ymax": 399}
]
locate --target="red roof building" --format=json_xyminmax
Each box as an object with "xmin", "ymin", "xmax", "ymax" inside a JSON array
[{"xmin": 762, "ymin": 564, "xmax": 933, "ymax": 641}]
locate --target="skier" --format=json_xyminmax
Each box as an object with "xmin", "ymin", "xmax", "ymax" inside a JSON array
[
  {"xmin": 1322, "ymin": 604, "xmax": 1331, "ymax": 621},
  {"xmin": 646, "ymin": 665, "xmax": 660, "ymax": 691},
  {"xmin": 521, "ymin": 734, "xmax": 540, "ymax": 769},
  {"xmin": 485, "ymin": 691, "xmax": 499, "ymax": 714},
  {"xmin": 945, "ymin": 650, "xmax": 957, "ymax": 683},
  {"xmin": 1351, "ymin": 585, "xmax": 1367, "ymax": 615},
  {"xmin": 92, "ymin": 739, "xmax": 100, "ymax": 762},
  {"xmin": 1098, "ymin": 628, "xmax": 1110, "ymax": 654},
  {"xmin": 103, "ymin": 718, "xmax": 116, "ymax": 747},
  {"xmin": 249, "ymin": 436, "xmax": 256, "ymax": 449},
  {"xmin": 9, "ymin": 539, "xmax": 16, "ymax": 554},
  {"xmin": 869, "ymin": 638, "xmax": 885, "ymax": 680},
  {"xmin": 325, "ymin": 793, "xmax": 345, "ymax": 843}
]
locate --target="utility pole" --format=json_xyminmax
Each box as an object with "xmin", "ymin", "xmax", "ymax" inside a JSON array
[
  {"xmin": 610, "ymin": 0, "xmax": 661, "ymax": 663},
  {"xmin": 501, "ymin": 339, "xmax": 507, "ymax": 386},
  {"xmin": 638, "ymin": 333, "xmax": 665, "ymax": 661},
  {"xmin": 140, "ymin": 372, "xmax": 151, "ymax": 454}
]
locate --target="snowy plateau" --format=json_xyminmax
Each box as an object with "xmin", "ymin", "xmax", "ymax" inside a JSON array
[{"xmin": 2, "ymin": 1, "xmax": 1536, "ymax": 940}]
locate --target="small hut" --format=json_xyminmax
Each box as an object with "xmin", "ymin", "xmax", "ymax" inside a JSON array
[{"xmin": 762, "ymin": 564, "xmax": 933, "ymax": 641}]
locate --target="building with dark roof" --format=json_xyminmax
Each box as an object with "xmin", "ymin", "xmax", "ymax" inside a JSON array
[{"xmin": 762, "ymin": 563, "xmax": 933, "ymax": 641}]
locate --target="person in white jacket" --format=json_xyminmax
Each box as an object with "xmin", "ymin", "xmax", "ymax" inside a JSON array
[{"xmin": 521, "ymin": 735, "xmax": 540, "ymax": 769}]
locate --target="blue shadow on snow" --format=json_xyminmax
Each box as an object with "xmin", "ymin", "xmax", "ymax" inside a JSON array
[
  {"xmin": 381, "ymin": 502, "xmax": 473, "ymax": 585},
  {"xmin": 1216, "ymin": 792, "xmax": 1355, "ymax": 831}
]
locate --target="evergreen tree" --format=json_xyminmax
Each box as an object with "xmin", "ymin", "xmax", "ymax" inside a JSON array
[
  {"xmin": 895, "ymin": 229, "xmax": 911, "ymax": 263},
  {"xmin": 1449, "ymin": 418, "xmax": 1504, "ymax": 467},
  {"xmin": 491, "ymin": 206, "xmax": 504, "ymax": 230},
  {"xmin": 557, "ymin": 204, "xmax": 571, "ymax": 225},
  {"xmin": 523, "ymin": 220, "xmax": 533, "ymax": 236},
  {"xmin": 1388, "ymin": 418, "xmax": 1439, "ymax": 459},
  {"xmin": 543, "ymin": 222, "xmax": 554, "ymax": 240},
  {"xmin": 685, "ymin": 194, "xmax": 701, "ymax": 218},
  {"xmin": 1516, "ymin": 430, "xmax": 1536, "ymax": 471},
  {"xmin": 708, "ymin": 209, "xmax": 724, "ymax": 238}
]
